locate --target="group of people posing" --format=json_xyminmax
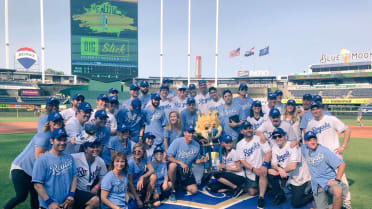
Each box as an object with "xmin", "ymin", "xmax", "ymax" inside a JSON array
[{"xmin": 3, "ymin": 78, "xmax": 351, "ymax": 209}]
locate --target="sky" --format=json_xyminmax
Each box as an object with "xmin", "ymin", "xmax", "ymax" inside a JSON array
[{"xmin": 0, "ymin": 0, "xmax": 372, "ymax": 78}]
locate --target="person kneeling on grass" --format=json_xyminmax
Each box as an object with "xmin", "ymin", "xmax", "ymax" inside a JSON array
[
  {"xmin": 208, "ymin": 135, "xmax": 245, "ymax": 197},
  {"xmin": 150, "ymin": 145, "xmax": 172, "ymax": 207},
  {"xmin": 268, "ymin": 128, "xmax": 313, "ymax": 207}
]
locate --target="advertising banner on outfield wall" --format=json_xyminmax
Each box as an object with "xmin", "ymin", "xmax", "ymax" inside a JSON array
[{"xmin": 282, "ymin": 98, "xmax": 372, "ymax": 104}]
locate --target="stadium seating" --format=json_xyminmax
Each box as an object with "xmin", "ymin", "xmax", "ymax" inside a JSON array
[
  {"xmin": 0, "ymin": 96, "xmax": 18, "ymax": 104},
  {"xmin": 321, "ymin": 89, "xmax": 350, "ymax": 98},
  {"xmin": 20, "ymin": 96, "xmax": 64, "ymax": 105},
  {"xmin": 288, "ymin": 89, "xmax": 320, "ymax": 98},
  {"xmin": 351, "ymin": 88, "xmax": 372, "ymax": 98}
]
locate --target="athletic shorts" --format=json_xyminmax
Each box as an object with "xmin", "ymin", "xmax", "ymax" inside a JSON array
[
  {"xmin": 74, "ymin": 189, "xmax": 96, "ymax": 209},
  {"xmin": 176, "ymin": 166, "xmax": 196, "ymax": 187},
  {"xmin": 213, "ymin": 171, "xmax": 246, "ymax": 186},
  {"xmin": 314, "ymin": 183, "xmax": 348, "ymax": 209},
  {"xmin": 246, "ymin": 176, "xmax": 259, "ymax": 189}
]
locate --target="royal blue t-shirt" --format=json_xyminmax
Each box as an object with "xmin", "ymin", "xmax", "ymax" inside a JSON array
[{"xmin": 116, "ymin": 108, "xmax": 145, "ymax": 143}]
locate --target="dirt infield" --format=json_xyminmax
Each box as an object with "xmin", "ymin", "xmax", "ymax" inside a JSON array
[{"xmin": 0, "ymin": 121, "xmax": 370, "ymax": 138}]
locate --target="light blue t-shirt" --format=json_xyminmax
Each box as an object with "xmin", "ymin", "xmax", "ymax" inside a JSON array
[
  {"xmin": 173, "ymin": 96, "xmax": 187, "ymax": 112},
  {"xmin": 95, "ymin": 125, "xmax": 110, "ymax": 146},
  {"xmin": 139, "ymin": 94, "xmax": 151, "ymax": 110},
  {"xmin": 166, "ymin": 137, "xmax": 200, "ymax": 168},
  {"xmin": 102, "ymin": 136, "xmax": 133, "ymax": 165},
  {"xmin": 151, "ymin": 161, "xmax": 167, "ymax": 187},
  {"xmin": 116, "ymin": 108, "xmax": 145, "ymax": 143},
  {"xmin": 143, "ymin": 107, "xmax": 168, "ymax": 145},
  {"xmin": 180, "ymin": 108, "xmax": 201, "ymax": 132},
  {"xmin": 12, "ymin": 131, "xmax": 51, "ymax": 176},
  {"xmin": 164, "ymin": 127, "xmax": 182, "ymax": 147},
  {"xmin": 101, "ymin": 171, "xmax": 128, "ymax": 209},
  {"xmin": 128, "ymin": 157, "xmax": 148, "ymax": 185},
  {"xmin": 216, "ymin": 103, "xmax": 245, "ymax": 139},
  {"xmin": 37, "ymin": 114, "xmax": 48, "ymax": 133},
  {"xmin": 300, "ymin": 110, "xmax": 331, "ymax": 130},
  {"xmin": 301, "ymin": 144, "xmax": 343, "ymax": 194},
  {"xmin": 122, "ymin": 98, "xmax": 135, "ymax": 108},
  {"xmin": 232, "ymin": 96, "xmax": 253, "ymax": 119},
  {"xmin": 32, "ymin": 152, "xmax": 76, "ymax": 208}
]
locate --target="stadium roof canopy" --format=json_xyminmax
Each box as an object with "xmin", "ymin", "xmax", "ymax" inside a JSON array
[
  {"xmin": 310, "ymin": 61, "xmax": 372, "ymax": 69},
  {"xmin": 0, "ymin": 68, "xmax": 16, "ymax": 73}
]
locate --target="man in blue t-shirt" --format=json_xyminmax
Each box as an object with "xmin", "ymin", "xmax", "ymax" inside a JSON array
[
  {"xmin": 300, "ymin": 95, "xmax": 331, "ymax": 133},
  {"xmin": 32, "ymin": 128, "xmax": 84, "ymax": 209},
  {"xmin": 123, "ymin": 84, "xmax": 140, "ymax": 108},
  {"xmin": 37, "ymin": 97, "xmax": 60, "ymax": 132},
  {"xmin": 302, "ymin": 131, "xmax": 348, "ymax": 209},
  {"xmin": 139, "ymin": 81, "xmax": 151, "ymax": 109},
  {"xmin": 166, "ymin": 125, "xmax": 207, "ymax": 202},
  {"xmin": 180, "ymin": 97, "xmax": 201, "ymax": 132},
  {"xmin": 232, "ymin": 83, "xmax": 253, "ymax": 119}
]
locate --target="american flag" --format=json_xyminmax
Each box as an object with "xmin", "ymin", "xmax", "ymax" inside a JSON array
[
  {"xmin": 244, "ymin": 47, "xmax": 255, "ymax": 57},
  {"xmin": 229, "ymin": 48, "xmax": 240, "ymax": 58}
]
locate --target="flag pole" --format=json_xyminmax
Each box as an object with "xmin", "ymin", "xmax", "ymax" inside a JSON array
[
  {"xmin": 214, "ymin": 0, "xmax": 219, "ymax": 87},
  {"xmin": 187, "ymin": 0, "xmax": 191, "ymax": 85},
  {"xmin": 4, "ymin": 0, "xmax": 10, "ymax": 69},
  {"xmin": 40, "ymin": 0, "xmax": 45, "ymax": 83},
  {"xmin": 160, "ymin": 0, "xmax": 164, "ymax": 83}
]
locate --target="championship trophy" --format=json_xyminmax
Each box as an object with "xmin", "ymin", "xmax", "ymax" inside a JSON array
[{"xmin": 195, "ymin": 110, "xmax": 223, "ymax": 173}]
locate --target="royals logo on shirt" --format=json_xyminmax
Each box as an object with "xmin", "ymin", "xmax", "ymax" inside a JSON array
[
  {"xmin": 307, "ymin": 153, "xmax": 325, "ymax": 166},
  {"xmin": 276, "ymin": 151, "xmax": 290, "ymax": 163},
  {"xmin": 311, "ymin": 122, "xmax": 331, "ymax": 135},
  {"xmin": 49, "ymin": 159, "xmax": 73, "ymax": 176},
  {"xmin": 243, "ymin": 142, "xmax": 260, "ymax": 157}
]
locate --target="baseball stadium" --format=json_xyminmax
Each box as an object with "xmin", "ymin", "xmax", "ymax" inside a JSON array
[{"xmin": 1, "ymin": 1, "xmax": 372, "ymax": 209}]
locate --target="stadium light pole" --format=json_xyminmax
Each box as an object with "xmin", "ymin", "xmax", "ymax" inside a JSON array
[
  {"xmin": 40, "ymin": 0, "xmax": 45, "ymax": 83},
  {"xmin": 4, "ymin": 0, "xmax": 10, "ymax": 69},
  {"xmin": 160, "ymin": 0, "xmax": 164, "ymax": 84},
  {"xmin": 187, "ymin": 0, "xmax": 191, "ymax": 85},
  {"xmin": 214, "ymin": 0, "xmax": 219, "ymax": 87}
]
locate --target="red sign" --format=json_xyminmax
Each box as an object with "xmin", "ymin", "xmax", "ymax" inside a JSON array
[{"xmin": 21, "ymin": 89, "xmax": 40, "ymax": 96}]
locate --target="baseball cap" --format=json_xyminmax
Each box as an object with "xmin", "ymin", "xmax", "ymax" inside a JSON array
[
  {"xmin": 108, "ymin": 88, "xmax": 118, "ymax": 94},
  {"xmin": 117, "ymin": 123, "xmax": 130, "ymax": 132},
  {"xmin": 162, "ymin": 78, "xmax": 171, "ymax": 84},
  {"xmin": 313, "ymin": 95, "xmax": 322, "ymax": 103},
  {"xmin": 209, "ymin": 86, "xmax": 217, "ymax": 92},
  {"xmin": 222, "ymin": 135, "xmax": 233, "ymax": 143},
  {"xmin": 304, "ymin": 131, "xmax": 317, "ymax": 141},
  {"xmin": 131, "ymin": 99, "xmax": 142, "ymax": 113},
  {"xmin": 46, "ymin": 97, "xmax": 59, "ymax": 106},
  {"xmin": 286, "ymin": 99, "xmax": 296, "ymax": 106},
  {"xmin": 272, "ymin": 127, "xmax": 286, "ymax": 136},
  {"xmin": 240, "ymin": 121, "xmax": 252, "ymax": 129},
  {"xmin": 108, "ymin": 96, "xmax": 119, "ymax": 104},
  {"xmin": 97, "ymin": 94, "xmax": 108, "ymax": 101},
  {"xmin": 222, "ymin": 89, "xmax": 232, "ymax": 96},
  {"xmin": 185, "ymin": 125, "xmax": 195, "ymax": 133},
  {"xmin": 140, "ymin": 81, "xmax": 149, "ymax": 87},
  {"xmin": 269, "ymin": 108, "xmax": 281, "ymax": 118},
  {"xmin": 177, "ymin": 84, "xmax": 187, "ymax": 90},
  {"xmin": 72, "ymin": 93, "xmax": 84, "ymax": 101},
  {"xmin": 143, "ymin": 132, "xmax": 156, "ymax": 139},
  {"xmin": 83, "ymin": 140, "xmax": 100, "ymax": 148},
  {"xmin": 252, "ymin": 100, "xmax": 262, "ymax": 107},
  {"xmin": 160, "ymin": 84, "xmax": 169, "ymax": 90},
  {"xmin": 198, "ymin": 80, "xmax": 207, "ymax": 86},
  {"xmin": 303, "ymin": 94, "xmax": 313, "ymax": 101},
  {"xmin": 51, "ymin": 128, "xmax": 67, "ymax": 139},
  {"xmin": 274, "ymin": 89, "xmax": 283, "ymax": 96},
  {"xmin": 129, "ymin": 84, "xmax": 139, "ymax": 91},
  {"xmin": 151, "ymin": 93, "xmax": 161, "ymax": 100},
  {"xmin": 310, "ymin": 102, "xmax": 322, "ymax": 109},
  {"xmin": 153, "ymin": 145, "xmax": 164, "ymax": 154},
  {"xmin": 186, "ymin": 97, "xmax": 196, "ymax": 105},
  {"xmin": 268, "ymin": 93, "xmax": 277, "ymax": 100},
  {"xmin": 48, "ymin": 112, "xmax": 63, "ymax": 122},
  {"xmin": 77, "ymin": 102, "xmax": 92, "ymax": 112},
  {"xmin": 238, "ymin": 83, "xmax": 248, "ymax": 91},
  {"xmin": 94, "ymin": 109, "xmax": 108, "ymax": 119},
  {"xmin": 188, "ymin": 84, "xmax": 196, "ymax": 90}
]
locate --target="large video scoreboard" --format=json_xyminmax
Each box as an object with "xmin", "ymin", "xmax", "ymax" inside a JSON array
[{"xmin": 71, "ymin": 0, "xmax": 138, "ymax": 82}]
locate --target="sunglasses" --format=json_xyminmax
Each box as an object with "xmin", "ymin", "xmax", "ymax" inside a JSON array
[
  {"xmin": 272, "ymin": 135, "xmax": 283, "ymax": 139},
  {"xmin": 133, "ymin": 150, "xmax": 142, "ymax": 154}
]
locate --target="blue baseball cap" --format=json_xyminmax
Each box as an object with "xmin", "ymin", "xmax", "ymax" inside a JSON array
[
  {"xmin": 46, "ymin": 97, "xmax": 59, "ymax": 106},
  {"xmin": 310, "ymin": 102, "xmax": 322, "ymax": 109},
  {"xmin": 188, "ymin": 84, "xmax": 196, "ymax": 90},
  {"xmin": 72, "ymin": 93, "xmax": 84, "ymax": 101},
  {"xmin": 48, "ymin": 112, "xmax": 63, "ymax": 122},
  {"xmin": 51, "ymin": 128, "xmax": 67, "ymax": 139},
  {"xmin": 222, "ymin": 89, "xmax": 232, "ymax": 96},
  {"xmin": 140, "ymin": 81, "xmax": 149, "ymax": 87},
  {"xmin": 184, "ymin": 125, "xmax": 195, "ymax": 133},
  {"xmin": 238, "ymin": 83, "xmax": 248, "ymax": 91},
  {"xmin": 117, "ymin": 123, "xmax": 130, "ymax": 132},
  {"xmin": 97, "ymin": 94, "xmax": 108, "ymax": 101},
  {"xmin": 269, "ymin": 108, "xmax": 281, "ymax": 117},
  {"xmin": 129, "ymin": 84, "xmax": 139, "ymax": 91},
  {"xmin": 222, "ymin": 135, "xmax": 233, "ymax": 143},
  {"xmin": 160, "ymin": 84, "xmax": 169, "ymax": 90},
  {"xmin": 143, "ymin": 132, "xmax": 156, "ymax": 139},
  {"xmin": 83, "ymin": 140, "xmax": 100, "ymax": 148},
  {"xmin": 131, "ymin": 99, "xmax": 142, "ymax": 113},
  {"xmin": 272, "ymin": 127, "xmax": 286, "ymax": 136},
  {"xmin": 274, "ymin": 89, "xmax": 283, "ymax": 96},
  {"xmin": 252, "ymin": 100, "xmax": 262, "ymax": 107},
  {"xmin": 240, "ymin": 121, "xmax": 252, "ymax": 129},
  {"xmin": 151, "ymin": 93, "xmax": 161, "ymax": 100},
  {"xmin": 108, "ymin": 96, "xmax": 119, "ymax": 104},
  {"xmin": 186, "ymin": 97, "xmax": 196, "ymax": 105},
  {"xmin": 162, "ymin": 78, "xmax": 171, "ymax": 83},
  {"xmin": 198, "ymin": 80, "xmax": 207, "ymax": 86},
  {"xmin": 108, "ymin": 88, "xmax": 118, "ymax": 94},
  {"xmin": 303, "ymin": 93, "xmax": 313, "ymax": 101},
  {"xmin": 286, "ymin": 99, "xmax": 296, "ymax": 106},
  {"xmin": 313, "ymin": 95, "xmax": 322, "ymax": 102},
  {"xmin": 153, "ymin": 145, "xmax": 164, "ymax": 154},
  {"xmin": 77, "ymin": 102, "xmax": 92, "ymax": 112},
  {"xmin": 268, "ymin": 93, "xmax": 277, "ymax": 100},
  {"xmin": 94, "ymin": 109, "xmax": 108, "ymax": 119},
  {"xmin": 304, "ymin": 131, "xmax": 317, "ymax": 141}
]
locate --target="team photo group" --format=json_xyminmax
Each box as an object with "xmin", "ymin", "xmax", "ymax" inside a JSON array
[{"xmin": 3, "ymin": 78, "xmax": 352, "ymax": 209}]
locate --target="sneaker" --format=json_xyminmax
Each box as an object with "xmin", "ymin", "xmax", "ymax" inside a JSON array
[
  {"xmin": 271, "ymin": 194, "xmax": 286, "ymax": 206},
  {"xmin": 257, "ymin": 197, "xmax": 265, "ymax": 209},
  {"xmin": 232, "ymin": 186, "xmax": 244, "ymax": 198},
  {"xmin": 169, "ymin": 191, "xmax": 176, "ymax": 202}
]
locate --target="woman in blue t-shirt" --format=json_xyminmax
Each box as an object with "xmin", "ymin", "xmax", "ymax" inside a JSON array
[
  {"xmin": 163, "ymin": 111, "xmax": 182, "ymax": 152},
  {"xmin": 101, "ymin": 151, "xmax": 129, "ymax": 209}
]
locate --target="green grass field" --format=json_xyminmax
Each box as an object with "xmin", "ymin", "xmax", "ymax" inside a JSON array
[{"xmin": 0, "ymin": 133, "xmax": 371, "ymax": 208}]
